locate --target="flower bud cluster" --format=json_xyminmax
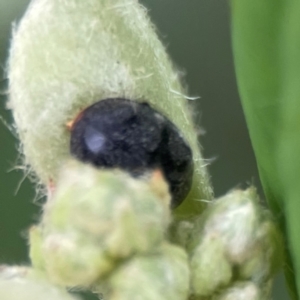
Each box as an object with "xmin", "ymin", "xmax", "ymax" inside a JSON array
[
  {"xmin": 30, "ymin": 160, "xmax": 189, "ymax": 300},
  {"xmin": 187, "ymin": 188, "xmax": 283, "ymax": 299}
]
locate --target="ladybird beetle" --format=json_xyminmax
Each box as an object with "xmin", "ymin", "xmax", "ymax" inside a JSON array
[{"xmin": 69, "ymin": 98, "xmax": 193, "ymax": 208}]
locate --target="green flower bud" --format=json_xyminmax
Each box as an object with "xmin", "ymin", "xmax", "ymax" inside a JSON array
[
  {"xmin": 213, "ymin": 282, "xmax": 261, "ymax": 300},
  {"xmin": 8, "ymin": 0, "xmax": 213, "ymax": 215},
  {"xmin": 106, "ymin": 243, "xmax": 189, "ymax": 300},
  {"xmin": 190, "ymin": 236, "xmax": 232, "ymax": 296},
  {"xmin": 30, "ymin": 160, "xmax": 171, "ymax": 287},
  {"xmin": 188, "ymin": 188, "xmax": 283, "ymax": 297},
  {"xmin": 0, "ymin": 266, "xmax": 80, "ymax": 300},
  {"xmin": 239, "ymin": 220, "xmax": 283, "ymax": 282}
]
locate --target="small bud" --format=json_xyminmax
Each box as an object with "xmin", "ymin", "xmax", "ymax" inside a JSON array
[
  {"xmin": 0, "ymin": 266, "xmax": 80, "ymax": 300},
  {"xmin": 107, "ymin": 243, "xmax": 189, "ymax": 300},
  {"xmin": 190, "ymin": 236, "xmax": 232, "ymax": 296},
  {"xmin": 30, "ymin": 160, "xmax": 171, "ymax": 286},
  {"xmin": 213, "ymin": 282, "xmax": 261, "ymax": 300},
  {"xmin": 188, "ymin": 188, "xmax": 283, "ymax": 297}
]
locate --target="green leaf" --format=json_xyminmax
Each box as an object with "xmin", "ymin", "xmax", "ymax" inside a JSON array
[
  {"xmin": 231, "ymin": 0, "xmax": 284, "ymax": 215},
  {"xmin": 231, "ymin": 1, "xmax": 300, "ymax": 298},
  {"xmin": 277, "ymin": 1, "xmax": 300, "ymax": 299}
]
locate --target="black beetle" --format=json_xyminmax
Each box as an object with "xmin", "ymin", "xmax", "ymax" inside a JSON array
[{"xmin": 70, "ymin": 98, "xmax": 193, "ymax": 208}]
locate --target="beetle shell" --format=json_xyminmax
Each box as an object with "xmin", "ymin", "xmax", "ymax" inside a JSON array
[{"xmin": 70, "ymin": 98, "xmax": 193, "ymax": 208}]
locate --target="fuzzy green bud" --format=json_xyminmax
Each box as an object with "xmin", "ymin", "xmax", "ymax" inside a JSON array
[
  {"xmin": 30, "ymin": 160, "xmax": 171, "ymax": 287},
  {"xmin": 188, "ymin": 188, "xmax": 283, "ymax": 297},
  {"xmin": 8, "ymin": 0, "xmax": 213, "ymax": 216},
  {"xmin": 213, "ymin": 282, "xmax": 261, "ymax": 300},
  {"xmin": 0, "ymin": 266, "xmax": 80, "ymax": 300},
  {"xmin": 190, "ymin": 236, "xmax": 232, "ymax": 296},
  {"xmin": 106, "ymin": 243, "xmax": 189, "ymax": 300}
]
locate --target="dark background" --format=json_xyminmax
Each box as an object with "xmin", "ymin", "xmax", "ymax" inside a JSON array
[{"xmin": 0, "ymin": 0, "xmax": 288, "ymax": 299}]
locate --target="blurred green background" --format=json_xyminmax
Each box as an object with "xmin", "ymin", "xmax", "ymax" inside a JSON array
[{"xmin": 0, "ymin": 0, "xmax": 288, "ymax": 299}]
